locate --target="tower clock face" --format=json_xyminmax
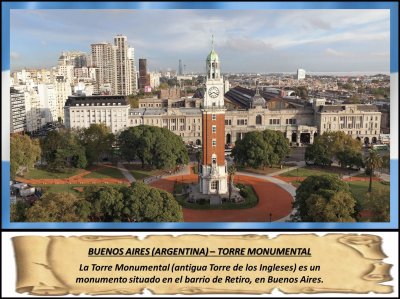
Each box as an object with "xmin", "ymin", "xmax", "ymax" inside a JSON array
[{"xmin": 208, "ymin": 86, "xmax": 220, "ymax": 98}]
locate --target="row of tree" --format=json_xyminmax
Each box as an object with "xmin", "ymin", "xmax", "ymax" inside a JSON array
[
  {"xmin": 118, "ymin": 126, "xmax": 189, "ymax": 169},
  {"xmin": 232, "ymin": 129, "xmax": 290, "ymax": 169},
  {"xmin": 11, "ymin": 182, "xmax": 184, "ymax": 222},
  {"xmin": 305, "ymin": 131, "xmax": 389, "ymax": 193},
  {"xmin": 305, "ymin": 131, "xmax": 363, "ymax": 168},
  {"xmin": 11, "ymin": 124, "xmax": 189, "ymax": 179}
]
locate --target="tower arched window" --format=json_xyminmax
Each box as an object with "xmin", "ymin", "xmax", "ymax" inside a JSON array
[{"xmin": 256, "ymin": 115, "xmax": 262, "ymax": 125}]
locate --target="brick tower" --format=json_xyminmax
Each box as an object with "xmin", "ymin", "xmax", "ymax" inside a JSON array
[{"xmin": 199, "ymin": 37, "xmax": 228, "ymax": 195}]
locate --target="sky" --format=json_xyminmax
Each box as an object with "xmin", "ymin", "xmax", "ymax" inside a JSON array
[{"xmin": 10, "ymin": 9, "xmax": 390, "ymax": 73}]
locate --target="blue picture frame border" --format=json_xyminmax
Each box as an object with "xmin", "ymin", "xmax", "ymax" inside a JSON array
[{"xmin": 2, "ymin": 1, "xmax": 398, "ymax": 229}]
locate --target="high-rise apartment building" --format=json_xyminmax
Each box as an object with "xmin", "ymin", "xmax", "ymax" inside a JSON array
[
  {"xmin": 10, "ymin": 88, "xmax": 26, "ymax": 133},
  {"xmin": 58, "ymin": 51, "xmax": 88, "ymax": 68},
  {"xmin": 91, "ymin": 42, "xmax": 118, "ymax": 95},
  {"xmin": 138, "ymin": 58, "xmax": 150, "ymax": 90},
  {"xmin": 91, "ymin": 35, "xmax": 137, "ymax": 96},
  {"xmin": 37, "ymin": 84, "xmax": 58, "ymax": 123},
  {"xmin": 54, "ymin": 75, "xmax": 72, "ymax": 121},
  {"xmin": 114, "ymin": 35, "xmax": 130, "ymax": 95},
  {"xmin": 127, "ymin": 47, "xmax": 137, "ymax": 94},
  {"xmin": 178, "ymin": 59, "xmax": 183, "ymax": 76}
]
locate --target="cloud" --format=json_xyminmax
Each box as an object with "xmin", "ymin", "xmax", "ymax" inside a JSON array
[
  {"xmin": 222, "ymin": 37, "xmax": 272, "ymax": 52},
  {"xmin": 9, "ymin": 9, "xmax": 390, "ymax": 72},
  {"xmin": 11, "ymin": 51, "xmax": 20, "ymax": 59},
  {"xmin": 324, "ymin": 48, "xmax": 349, "ymax": 57}
]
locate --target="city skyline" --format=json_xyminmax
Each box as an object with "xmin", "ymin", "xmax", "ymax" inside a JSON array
[{"xmin": 11, "ymin": 9, "xmax": 390, "ymax": 73}]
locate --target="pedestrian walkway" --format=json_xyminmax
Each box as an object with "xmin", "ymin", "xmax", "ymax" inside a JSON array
[
  {"xmin": 263, "ymin": 161, "xmax": 306, "ymax": 177},
  {"xmin": 237, "ymin": 171, "xmax": 297, "ymax": 222},
  {"xmin": 116, "ymin": 162, "xmax": 136, "ymax": 183}
]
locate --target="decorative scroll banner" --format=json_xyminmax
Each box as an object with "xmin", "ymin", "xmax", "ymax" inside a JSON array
[{"xmin": 12, "ymin": 234, "xmax": 392, "ymax": 295}]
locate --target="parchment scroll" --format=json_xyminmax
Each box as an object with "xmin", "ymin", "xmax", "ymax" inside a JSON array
[{"xmin": 12, "ymin": 234, "xmax": 392, "ymax": 295}]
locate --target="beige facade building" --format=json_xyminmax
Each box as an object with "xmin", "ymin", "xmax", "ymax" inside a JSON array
[
  {"xmin": 64, "ymin": 91, "xmax": 382, "ymax": 146},
  {"xmin": 54, "ymin": 75, "xmax": 72, "ymax": 121},
  {"xmin": 64, "ymin": 95, "xmax": 129, "ymax": 133},
  {"xmin": 126, "ymin": 91, "xmax": 381, "ymax": 146},
  {"xmin": 315, "ymin": 101, "xmax": 381, "ymax": 144}
]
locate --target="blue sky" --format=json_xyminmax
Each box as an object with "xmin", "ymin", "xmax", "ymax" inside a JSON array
[{"xmin": 10, "ymin": 9, "xmax": 390, "ymax": 73}]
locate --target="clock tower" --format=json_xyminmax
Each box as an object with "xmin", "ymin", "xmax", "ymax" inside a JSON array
[{"xmin": 199, "ymin": 37, "xmax": 228, "ymax": 195}]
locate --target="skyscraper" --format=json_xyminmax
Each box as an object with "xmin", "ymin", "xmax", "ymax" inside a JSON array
[
  {"xmin": 10, "ymin": 88, "xmax": 26, "ymax": 133},
  {"xmin": 127, "ymin": 47, "xmax": 137, "ymax": 94},
  {"xmin": 114, "ymin": 35, "xmax": 129, "ymax": 95},
  {"xmin": 91, "ymin": 35, "xmax": 137, "ymax": 96},
  {"xmin": 178, "ymin": 59, "xmax": 183, "ymax": 76},
  {"xmin": 138, "ymin": 58, "xmax": 150, "ymax": 90},
  {"xmin": 91, "ymin": 42, "xmax": 117, "ymax": 94}
]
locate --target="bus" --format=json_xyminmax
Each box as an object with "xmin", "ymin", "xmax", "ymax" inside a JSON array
[{"xmin": 372, "ymin": 144, "xmax": 389, "ymax": 151}]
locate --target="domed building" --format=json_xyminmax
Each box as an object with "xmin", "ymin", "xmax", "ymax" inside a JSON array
[{"xmin": 249, "ymin": 84, "xmax": 266, "ymax": 109}]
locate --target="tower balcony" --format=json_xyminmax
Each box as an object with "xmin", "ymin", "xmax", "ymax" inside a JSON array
[{"xmin": 200, "ymin": 104, "xmax": 226, "ymax": 110}]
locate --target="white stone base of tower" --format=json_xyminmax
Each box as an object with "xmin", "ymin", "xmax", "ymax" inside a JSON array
[{"xmin": 199, "ymin": 164, "xmax": 228, "ymax": 195}]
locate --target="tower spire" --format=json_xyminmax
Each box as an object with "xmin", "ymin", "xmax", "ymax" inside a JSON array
[
  {"xmin": 255, "ymin": 81, "xmax": 260, "ymax": 95},
  {"xmin": 211, "ymin": 34, "xmax": 214, "ymax": 50}
]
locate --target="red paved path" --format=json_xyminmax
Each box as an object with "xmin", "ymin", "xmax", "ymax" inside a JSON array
[
  {"xmin": 150, "ymin": 173, "xmax": 293, "ymax": 222},
  {"xmin": 273, "ymin": 175, "xmax": 382, "ymax": 183}
]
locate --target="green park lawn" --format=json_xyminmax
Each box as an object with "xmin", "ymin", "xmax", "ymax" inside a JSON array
[
  {"xmin": 23, "ymin": 167, "xmax": 84, "ymax": 179},
  {"xmin": 237, "ymin": 165, "xmax": 288, "ymax": 175},
  {"xmin": 84, "ymin": 167, "xmax": 124, "ymax": 179},
  {"xmin": 123, "ymin": 164, "xmax": 166, "ymax": 180},
  {"xmin": 280, "ymin": 166, "xmax": 358, "ymax": 178},
  {"xmin": 348, "ymin": 181, "xmax": 390, "ymax": 208}
]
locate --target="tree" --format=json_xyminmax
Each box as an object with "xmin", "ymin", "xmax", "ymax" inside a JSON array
[
  {"xmin": 292, "ymin": 175, "xmax": 356, "ymax": 222},
  {"xmin": 227, "ymin": 164, "xmax": 237, "ymax": 201},
  {"xmin": 10, "ymin": 200, "xmax": 30, "ymax": 222},
  {"xmin": 365, "ymin": 149, "xmax": 383, "ymax": 193},
  {"xmin": 232, "ymin": 131, "xmax": 268, "ymax": 168},
  {"xmin": 305, "ymin": 143, "xmax": 332, "ymax": 166},
  {"xmin": 232, "ymin": 129, "xmax": 290, "ymax": 168},
  {"xmin": 41, "ymin": 129, "xmax": 87, "ymax": 172},
  {"xmin": 262, "ymin": 130, "xmax": 291, "ymax": 167},
  {"xmin": 10, "ymin": 134, "xmax": 41, "ymax": 178},
  {"xmin": 118, "ymin": 125, "xmax": 189, "ymax": 169},
  {"xmin": 305, "ymin": 131, "xmax": 362, "ymax": 167},
  {"xmin": 295, "ymin": 86, "xmax": 308, "ymax": 99},
  {"xmin": 83, "ymin": 183, "xmax": 183, "ymax": 222},
  {"xmin": 83, "ymin": 185, "xmax": 125, "ymax": 221},
  {"xmin": 364, "ymin": 188, "xmax": 390, "ymax": 222},
  {"xmin": 125, "ymin": 183, "xmax": 183, "ymax": 222},
  {"xmin": 78, "ymin": 123, "xmax": 115, "ymax": 165},
  {"xmin": 25, "ymin": 193, "xmax": 85, "ymax": 222},
  {"xmin": 195, "ymin": 149, "xmax": 202, "ymax": 171},
  {"xmin": 306, "ymin": 191, "xmax": 356, "ymax": 222},
  {"xmin": 337, "ymin": 149, "xmax": 364, "ymax": 169}
]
